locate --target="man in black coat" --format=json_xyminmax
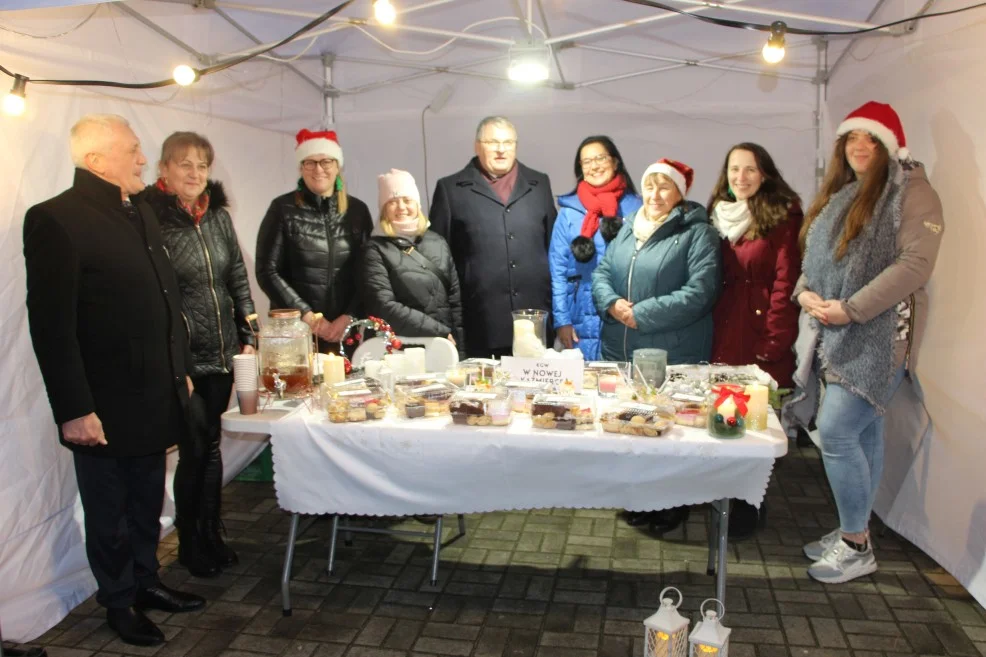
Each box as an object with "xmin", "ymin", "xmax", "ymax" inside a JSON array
[
  {"xmin": 23, "ymin": 114, "xmax": 205, "ymax": 647},
  {"xmin": 430, "ymin": 116, "xmax": 557, "ymax": 357}
]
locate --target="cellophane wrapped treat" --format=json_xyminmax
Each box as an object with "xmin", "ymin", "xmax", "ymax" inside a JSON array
[
  {"xmin": 449, "ymin": 388, "xmax": 512, "ymax": 426},
  {"xmin": 326, "ymin": 379, "xmax": 389, "ymax": 423},
  {"xmin": 502, "ymin": 380, "xmax": 552, "ymax": 413},
  {"xmin": 530, "ymin": 394, "xmax": 596, "ymax": 431},
  {"xmin": 599, "ymin": 401, "xmax": 676, "ymax": 437},
  {"xmin": 394, "ymin": 380, "xmax": 458, "ymax": 419}
]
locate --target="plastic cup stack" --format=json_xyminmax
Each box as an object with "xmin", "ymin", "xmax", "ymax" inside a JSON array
[{"xmin": 232, "ymin": 353, "xmax": 259, "ymax": 415}]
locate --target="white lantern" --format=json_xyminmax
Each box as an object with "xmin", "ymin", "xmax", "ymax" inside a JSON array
[
  {"xmin": 688, "ymin": 600, "xmax": 730, "ymax": 657},
  {"xmin": 643, "ymin": 587, "xmax": 689, "ymax": 657}
]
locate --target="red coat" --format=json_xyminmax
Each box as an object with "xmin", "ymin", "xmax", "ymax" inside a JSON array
[{"xmin": 711, "ymin": 206, "xmax": 803, "ymax": 388}]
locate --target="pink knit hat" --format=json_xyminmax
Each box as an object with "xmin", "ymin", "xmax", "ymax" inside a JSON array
[{"xmin": 377, "ymin": 169, "xmax": 421, "ymax": 213}]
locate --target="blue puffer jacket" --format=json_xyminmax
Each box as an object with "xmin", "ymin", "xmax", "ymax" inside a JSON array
[
  {"xmin": 592, "ymin": 201, "xmax": 721, "ymax": 364},
  {"xmin": 549, "ymin": 191, "xmax": 642, "ymax": 360}
]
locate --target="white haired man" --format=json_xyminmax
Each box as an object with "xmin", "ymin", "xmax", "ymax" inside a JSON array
[
  {"xmin": 430, "ymin": 116, "xmax": 557, "ymax": 357},
  {"xmin": 23, "ymin": 114, "xmax": 204, "ymax": 646}
]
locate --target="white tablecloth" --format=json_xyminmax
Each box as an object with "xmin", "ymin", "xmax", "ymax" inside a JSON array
[{"xmin": 268, "ymin": 408, "xmax": 788, "ymax": 516}]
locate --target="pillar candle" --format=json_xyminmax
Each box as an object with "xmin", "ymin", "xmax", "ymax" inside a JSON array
[
  {"xmin": 404, "ymin": 347, "xmax": 426, "ymax": 375},
  {"xmin": 323, "ymin": 352, "xmax": 346, "ymax": 385},
  {"xmin": 384, "ymin": 353, "xmax": 406, "ymax": 377},
  {"xmin": 364, "ymin": 359, "xmax": 383, "ymax": 381},
  {"xmin": 744, "ymin": 383, "xmax": 769, "ymax": 431},
  {"xmin": 513, "ymin": 318, "xmax": 536, "ymax": 336}
]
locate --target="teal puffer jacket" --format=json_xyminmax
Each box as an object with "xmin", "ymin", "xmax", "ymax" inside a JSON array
[{"xmin": 591, "ymin": 201, "xmax": 721, "ymax": 364}]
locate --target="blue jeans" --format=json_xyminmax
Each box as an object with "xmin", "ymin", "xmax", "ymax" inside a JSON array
[{"xmin": 817, "ymin": 365, "xmax": 906, "ymax": 534}]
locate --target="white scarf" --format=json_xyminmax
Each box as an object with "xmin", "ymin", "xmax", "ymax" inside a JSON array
[
  {"xmin": 712, "ymin": 199, "xmax": 754, "ymax": 244},
  {"xmin": 391, "ymin": 217, "xmax": 419, "ymax": 238},
  {"xmin": 632, "ymin": 209, "xmax": 667, "ymax": 249}
]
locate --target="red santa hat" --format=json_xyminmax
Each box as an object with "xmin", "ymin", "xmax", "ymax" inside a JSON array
[
  {"xmin": 836, "ymin": 101, "xmax": 910, "ymax": 161},
  {"xmin": 641, "ymin": 158, "xmax": 694, "ymax": 198},
  {"xmin": 295, "ymin": 129, "xmax": 344, "ymax": 167}
]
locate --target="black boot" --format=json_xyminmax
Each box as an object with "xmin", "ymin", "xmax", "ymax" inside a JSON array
[
  {"xmin": 203, "ymin": 517, "xmax": 238, "ymax": 568},
  {"xmin": 200, "ymin": 440, "xmax": 238, "ymax": 568},
  {"xmin": 648, "ymin": 506, "xmax": 690, "ymax": 535},
  {"xmin": 177, "ymin": 519, "xmax": 221, "ymax": 578},
  {"xmin": 728, "ymin": 500, "xmax": 766, "ymax": 541}
]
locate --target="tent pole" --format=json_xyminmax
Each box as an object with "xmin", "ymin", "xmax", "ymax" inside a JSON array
[
  {"xmin": 814, "ymin": 37, "xmax": 827, "ymax": 195},
  {"xmin": 323, "ymin": 53, "xmax": 335, "ymax": 126},
  {"xmin": 663, "ymin": 0, "xmax": 891, "ymax": 32},
  {"xmin": 113, "ymin": 3, "xmax": 207, "ymax": 64}
]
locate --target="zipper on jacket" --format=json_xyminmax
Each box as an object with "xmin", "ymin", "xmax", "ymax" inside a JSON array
[
  {"xmin": 325, "ymin": 207, "xmax": 337, "ymax": 316},
  {"xmin": 623, "ymin": 250, "xmax": 639, "ymax": 361},
  {"xmin": 903, "ymin": 292, "xmax": 917, "ymax": 373},
  {"xmin": 181, "ymin": 311, "xmax": 192, "ymax": 343},
  {"xmin": 195, "ymin": 224, "xmax": 227, "ymax": 372}
]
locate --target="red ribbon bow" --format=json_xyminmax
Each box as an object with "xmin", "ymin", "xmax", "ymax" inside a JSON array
[{"xmin": 712, "ymin": 384, "xmax": 750, "ymax": 416}]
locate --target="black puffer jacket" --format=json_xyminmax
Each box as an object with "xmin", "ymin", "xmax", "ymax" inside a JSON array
[
  {"xmin": 144, "ymin": 181, "xmax": 256, "ymax": 377},
  {"xmin": 256, "ymin": 182, "xmax": 372, "ymax": 321},
  {"xmin": 362, "ymin": 230, "xmax": 464, "ymax": 354}
]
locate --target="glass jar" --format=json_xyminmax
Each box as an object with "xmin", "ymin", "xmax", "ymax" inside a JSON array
[
  {"xmin": 258, "ymin": 309, "xmax": 312, "ymax": 398},
  {"xmin": 706, "ymin": 383, "xmax": 748, "ymax": 439},
  {"xmin": 633, "ymin": 348, "xmax": 668, "ymax": 390},
  {"xmin": 511, "ymin": 309, "xmax": 548, "ymax": 358}
]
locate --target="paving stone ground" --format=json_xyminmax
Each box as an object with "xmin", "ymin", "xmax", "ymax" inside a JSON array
[{"xmin": 14, "ymin": 442, "xmax": 986, "ymax": 657}]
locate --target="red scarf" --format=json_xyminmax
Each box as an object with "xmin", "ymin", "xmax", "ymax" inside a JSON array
[
  {"xmin": 576, "ymin": 175, "xmax": 627, "ymax": 239},
  {"xmin": 155, "ymin": 178, "xmax": 209, "ymax": 225},
  {"xmin": 483, "ymin": 163, "xmax": 519, "ymax": 204}
]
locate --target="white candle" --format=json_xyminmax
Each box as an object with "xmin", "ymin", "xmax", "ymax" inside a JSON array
[
  {"xmin": 513, "ymin": 318, "xmax": 536, "ymax": 336},
  {"xmin": 323, "ymin": 352, "xmax": 346, "ymax": 385},
  {"xmin": 404, "ymin": 347, "xmax": 426, "ymax": 375},
  {"xmin": 384, "ymin": 353, "xmax": 406, "ymax": 377},
  {"xmin": 744, "ymin": 384, "xmax": 769, "ymax": 430},
  {"xmin": 364, "ymin": 359, "xmax": 383, "ymax": 381}
]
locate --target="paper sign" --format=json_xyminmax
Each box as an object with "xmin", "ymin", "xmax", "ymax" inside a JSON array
[{"xmin": 500, "ymin": 356, "xmax": 584, "ymax": 393}]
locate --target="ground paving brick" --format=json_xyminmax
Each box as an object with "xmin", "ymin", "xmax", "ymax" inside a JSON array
[{"xmin": 18, "ymin": 446, "xmax": 986, "ymax": 657}]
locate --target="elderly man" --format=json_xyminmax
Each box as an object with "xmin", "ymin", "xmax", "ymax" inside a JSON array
[
  {"xmin": 431, "ymin": 116, "xmax": 557, "ymax": 357},
  {"xmin": 23, "ymin": 114, "xmax": 205, "ymax": 646}
]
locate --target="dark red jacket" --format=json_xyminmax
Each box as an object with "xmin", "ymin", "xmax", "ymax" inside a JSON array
[{"xmin": 711, "ymin": 205, "xmax": 803, "ymax": 388}]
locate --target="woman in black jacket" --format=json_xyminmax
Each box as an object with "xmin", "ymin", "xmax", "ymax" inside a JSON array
[
  {"xmin": 256, "ymin": 130, "xmax": 373, "ymax": 351},
  {"xmin": 363, "ymin": 169, "xmax": 464, "ymax": 353},
  {"xmin": 144, "ymin": 131, "xmax": 255, "ymax": 578}
]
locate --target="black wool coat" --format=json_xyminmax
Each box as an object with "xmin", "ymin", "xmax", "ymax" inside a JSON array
[
  {"xmin": 143, "ymin": 181, "xmax": 256, "ymax": 377},
  {"xmin": 362, "ymin": 230, "xmax": 464, "ymax": 355},
  {"xmin": 23, "ymin": 169, "xmax": 192, "ymax": 457},
  {"xmin": 430, "ymin": 158, "xmax": 557, "ymax": 356},
  {"xmin": 256, "ymin": 183, "xmax": 373, "ymax": 321}
]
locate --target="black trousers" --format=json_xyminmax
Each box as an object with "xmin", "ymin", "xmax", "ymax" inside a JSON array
[
  {"xmin": 73, "ymin": 450, "xmax": 166, "ymax": 608},
  {"xmin": 174, "ymin": 374, "xmax": 232, "ymax": 524}
]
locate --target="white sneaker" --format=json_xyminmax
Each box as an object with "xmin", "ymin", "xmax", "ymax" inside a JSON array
[
  {"xmin": 807, "ymin": 540, "xmax": 877, "ymax": 584},
  {"xmin": 803, "ymin": 528, "xmax": 842, "ymax": 561}
]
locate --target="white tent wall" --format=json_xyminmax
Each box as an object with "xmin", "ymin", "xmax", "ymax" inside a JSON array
[
  {"xmin": 825, "ymin": 0, "xmax": 986, "ymax": 607},
  {"xmin": 0, "ymin": 86, "xmax": 292, "ymax": 642}
]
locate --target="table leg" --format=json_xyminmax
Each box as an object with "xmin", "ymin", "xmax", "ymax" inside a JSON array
[
  {"xmin": 715, "ymin": 498, "xmax": 730, "ymax": 603},
  {"xmin": 430, "ymin": 516, "xmax": 445, "ymax": 585},
  {"xmin": 706, "ymin": 507, "xmax": 718, "ymax": 576},
  {"xmin": 328, "ymin": 514, "xmax": 340, "ymax": 575},
  {"xmin": 281, "ymin": 513, "xmax": 300, "ymax": 617},
  {"xmin": 457, "ymin": 513, "xmax": 466, "ymax": 536}
]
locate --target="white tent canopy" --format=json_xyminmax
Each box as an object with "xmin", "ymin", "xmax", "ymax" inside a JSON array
[{"xmin": 2, "ymin": 0, "xmax": 985, "ymax": 643}]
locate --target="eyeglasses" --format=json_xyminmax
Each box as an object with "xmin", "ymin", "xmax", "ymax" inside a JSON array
[
  {"xmin": 580, "ymin": 154, "xmax": 612, "ymax": 168},
  {"xmin": 302, "ymin": 158, "xmax": 338, "ymax": 172},
  {"xmin": 479, "ymin": 139, "xmax": 517, "ymax": 150}
]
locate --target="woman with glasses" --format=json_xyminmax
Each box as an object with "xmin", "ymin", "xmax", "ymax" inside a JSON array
[
  {"xmin": 143, "ymin": 131, "xmax": 256, "ymax": 577},
  {"xmin": 549, "ymin": 136, "xmax": 641, "ymax": 359},
  {"xmin": 257, "ymin": 129, "xmax": 373, "ymax": 351}
]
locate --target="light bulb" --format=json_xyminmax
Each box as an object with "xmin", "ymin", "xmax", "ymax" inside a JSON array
[
  {"xmin": 373, "ymin": 0, "xmax": 397, "ymax": 25},
  {"xmin": 173, "ymin": 64, "xmax": 197, "ymax": 86},
  {"xmin": 507, "ymin": 59, "xmax": 549, "ymax": 83},
  {"xmin": 762, "ymin": 21, "xmax": 787, "ymax": 64},
  {"xmin": 2, "ymin": 92, "xmax": 25, "ymax": 116},
  {"xmin": 762, "ymin": 42, "xmax": 785, "ymax": 64},
  {"xmin": 3, "ymin": 74, "xmax": 27, "ymax": 117}
]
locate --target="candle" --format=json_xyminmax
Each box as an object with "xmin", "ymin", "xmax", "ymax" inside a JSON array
[
  {"xmin": 598, "ymin": 374, "xmax": 621, "ymax": 395},
  {"xmin": 323, "ymin": 352, "xmax": 346, "ymax": 385},
  {"xmin": 384, "ymin": 353, "xmax": 406, "ymax": 377},
  {"xmin": 364, "ymin": 359, "xmax": 383, "ymax": 381},
  {"xmin": 513, "ymin": 318, "xmax": 536, "ymax": 336},
  {"xmin": 744, "ymin": 384, "xmax": 769, "ymax": 431},
  {"xmin": 404, "ymin": 347, "xmax": 426, "ymax": 375}
]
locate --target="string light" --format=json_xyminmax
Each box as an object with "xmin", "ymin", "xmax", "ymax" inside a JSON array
[
  {"xmin": 2, "ymin": 74, "xmax": 27, "ymax": 117},
  {"xmin": 761, "ymin": 21, "xmax": 786, "ymax": 64},
  {"xmin": 373, "ymin": 0, "xmax": 397, "ymax": 25},
  {"xmin": 172, "ymin": 64, "xmax": 198, "ymax": 86}
]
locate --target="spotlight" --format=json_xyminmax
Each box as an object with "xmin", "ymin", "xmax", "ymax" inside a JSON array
[
  {"xmin": 373, "ymin": 0, "xmax": 397, "ymax": 25},
  {"xmin": 173, "ymin": 64, "xmax": 198, "ymax": 86},
  {"xmin": 507, "ymin": 42, "xmax": 551, "ymax": 84},
  {"xmin": 762, "ymin": 21, "xmax": 786, "ymax": 64},
  {"xmin": 2, "ymin": 74, "xmax": 27, "ymax": 117}
]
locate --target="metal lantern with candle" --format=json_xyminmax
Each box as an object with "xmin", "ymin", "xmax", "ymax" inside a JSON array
[
  {"xmin": 258, "ymin": 309, "xmax": 313, "ymax": 398},
  {"xmin": 688, "ymin": 600, "xmax": 731, "ymax": 657},
  {"xmin": 643, "ymin": 587, "xmax": 689, "ymax": 657}
]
